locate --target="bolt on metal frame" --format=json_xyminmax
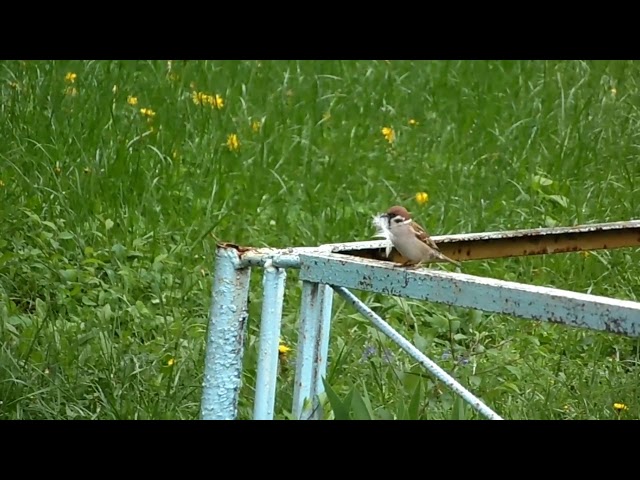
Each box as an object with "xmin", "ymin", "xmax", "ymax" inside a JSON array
[{"xmin": 201, "ymin": 220, "xmax": 640, "ymax": 420}]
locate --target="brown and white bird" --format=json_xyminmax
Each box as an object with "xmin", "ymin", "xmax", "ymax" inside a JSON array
[{"xmin": 372, "ymin": 205, "xmax": 460, "ymax": 267}]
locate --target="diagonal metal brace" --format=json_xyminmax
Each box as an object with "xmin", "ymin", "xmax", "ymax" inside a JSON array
[{"xmin": 333, "ymin": 285, "xmax": 502, "ymax": 420}]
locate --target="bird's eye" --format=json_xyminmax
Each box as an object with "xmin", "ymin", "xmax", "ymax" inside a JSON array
[{"xmin": 392, "ymin": 217, "xmax": 404, "ymax": 224}]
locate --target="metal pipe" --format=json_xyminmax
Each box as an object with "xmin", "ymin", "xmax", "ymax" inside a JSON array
[
  {"xmin": 253, "ymin": 261, "xmax": 287, "ymax": 420},
  {"xmin": 201, "ymin": 246, "xmax": 251, "ymax": 420},
  {"xmin": 292, "ymin": 282, "xmax": 334, "ymax": 419},
  {"xmin": 313, "ymin": 284, "xmax": 334, "ymax": 417}
]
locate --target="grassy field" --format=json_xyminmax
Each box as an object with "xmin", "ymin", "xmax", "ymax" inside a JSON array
[{"xmin": 1, "ymin": 60, "xmax": 639, "ymax": 420}]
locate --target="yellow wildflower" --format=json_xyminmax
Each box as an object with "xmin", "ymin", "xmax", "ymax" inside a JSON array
[
  {"xmin": 611, "ymin": 87, "xmax": 617, "ymax": 96},
  {"xmin": 65, "ymin": 72, "xmax": 77, "ymax": 83},
  {"xmin": 251, "ymin": 120, "xmax": 262, "ymax": 132},
  {"xmin": 167, "ymin": 358, "xmax": 175, "ymax": 367},
  {"xmin": 140, "ymin": 108, "xmax": 156, "ymax": 118},
  {"xmin": 127, "ymin": 95, "xmax": 138, "ymax": 106},
  {"xmin": 415, "ymin": 192, "xmax": 429, "ymax": 205},
  {"xmin": 226, "ymin": 133, "xmax": 240, "ymax": 152},
  {"xmin": 212, "ymin": 94, "xmax": 224, "ymax": 109},
  {"xmin": 64, "ymin": 86, "xmax": 77, "ymax": 96},
  {"xmin": 192, "ymin": 91, "xmax": 224, "ymax": 109},
  {"xmin": 381, "ymin": 126, "xmax": 395, "ymax": 143},
  {"xmin": 0, "ymin": 180, "xmax": 5, "ymax": 188},
  {"xmin": 613, "ymin": 402, "xmax": 628, "ymax": 412},
  {"xmin": 408, "ymin": 118, "xmax": 418, "ymax": 126},
  {"xmin": 279, "ymin": 343, "xmax": 292, "ymax": 355},
  {"xmin": 192, "ymin": 91, "xmax": 208, "ymax": 105}
]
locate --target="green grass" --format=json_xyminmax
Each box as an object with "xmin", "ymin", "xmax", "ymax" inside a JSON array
[{"xmin": 1, "ymin": 60, "xmax": 639, "ymax": 419}]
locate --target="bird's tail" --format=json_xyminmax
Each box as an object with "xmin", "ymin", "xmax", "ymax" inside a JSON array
[{"xmin": 437, "ymin": 251, "xmax": 461, "ymax": 267}]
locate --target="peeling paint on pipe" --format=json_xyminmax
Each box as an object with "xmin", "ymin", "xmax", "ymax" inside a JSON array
[{"xmin": 201, "ymin": 246, "xmax": 251, "ymax": 420}]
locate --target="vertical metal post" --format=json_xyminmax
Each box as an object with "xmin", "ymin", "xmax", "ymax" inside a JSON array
[
  {"xmin": 253, "ymin": 261, "xmax": 287, "ymax": 420},
  {"xmin": 201, "ymin": 246, "xmax": 251, "ymax": 420},
  {"xmin": 314, "ymin": 286, "xmax": 333, "ymax": 407},
  {"xmin": 292, "ymin": 282, "xmax": 334, "ymax": 420}
]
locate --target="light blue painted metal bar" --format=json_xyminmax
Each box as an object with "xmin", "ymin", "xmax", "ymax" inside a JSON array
[
  {"xmin": 253, "ymin": 261, "xmax": 287, "ymax": 420},
  {"xmin": 292, "ymin": 282, "xmax": 334, "ymax": 420},
  {"xmin": 201, "ymin": 246, "xmax": 251, "ymax": 420},
  {"xmin": 313, "ymin": 285, "xmax": 334, "ymax": 416},
  {"xmin": 333, "ymin": 286, "xmax": 502, "ymax": 420},
  {"xmin": 299, "ymin": 252, "xmax": 640, "ymax": 337}
]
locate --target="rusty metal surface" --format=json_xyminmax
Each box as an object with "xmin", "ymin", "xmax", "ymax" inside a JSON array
[
  {"xmin": 220, "ymin": 220, "xmax": 640, "ymax": 268},
  {"xmin": 330, "ymin": 220, "xmax": 640, "ymax": 263}
]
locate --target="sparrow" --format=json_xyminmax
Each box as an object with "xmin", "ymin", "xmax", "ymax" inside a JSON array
[{"xmin": 372, "ymin": 205, "xmax": 461, "ymax": 267}]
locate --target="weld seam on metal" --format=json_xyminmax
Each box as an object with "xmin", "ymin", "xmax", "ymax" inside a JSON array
[{"xmin": 332, "ymin": 286, "xmax": 503, "ymax": 420}]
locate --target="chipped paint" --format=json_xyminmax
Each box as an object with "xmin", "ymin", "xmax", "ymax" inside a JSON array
[
  {"xmin": 228, "ymin": 219, "xmax": 640, "ymax": 268},
  {"xmin": 298, "ymin": 252, "xmax": 640, "ymax": 337},
  {"xmin": 201, "ymin": 246, "xmax": 251, "ymax": 420}
]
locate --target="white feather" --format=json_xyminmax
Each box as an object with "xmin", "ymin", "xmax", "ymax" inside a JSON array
[{"xmin": 371, "ymin": 214, "xmax": 393, "ymax": 257}]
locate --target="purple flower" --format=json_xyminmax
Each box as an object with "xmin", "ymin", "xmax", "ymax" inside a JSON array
[{"xmin": 361, "ymin": 345, "xmax": 377, "ymax": 362}]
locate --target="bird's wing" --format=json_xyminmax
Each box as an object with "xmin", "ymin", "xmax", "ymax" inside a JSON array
[{"xmin": 411, "ymin": 220, "xmax": 441, "ymax": 251}]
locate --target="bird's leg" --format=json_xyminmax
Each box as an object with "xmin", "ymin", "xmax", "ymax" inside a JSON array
[{"xmin": 397, "ymin": 260, "xmax": 421, "ymax": 269}]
